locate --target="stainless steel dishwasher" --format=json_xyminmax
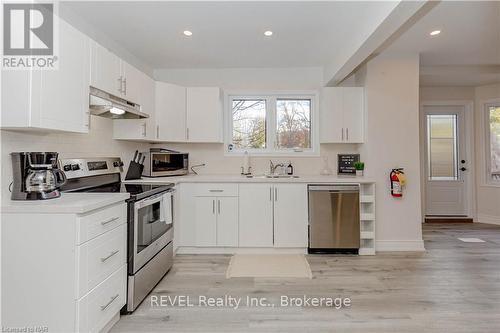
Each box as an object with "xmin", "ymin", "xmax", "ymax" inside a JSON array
[{"xmin": 308, "ymin": 184, "xmax": 360, "ymax": 253}]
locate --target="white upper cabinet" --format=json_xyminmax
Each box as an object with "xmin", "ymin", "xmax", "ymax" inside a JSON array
[
  {"xmin": 90, "ymin": 42, "xmax": 143, "ymax": 104},
  {"xmin": 120, "ymin": 61, "xmax": 142, "ymax": 104},
  {"xmin": 90, "ymin": 41, "xmax": 122, "ymax": 97},
  {"xmin": 1, "ymin": 18, "xmax": 90, "ymax": 133},
  {"xmin": 113, "ymin": 71, "xmax": 156, "ymax": 141},
  {"xmin": 155, "ymin": 82, "xmax": 187, "ymax": 141},
  {"xmin": 320, "ymin": 87, "xmax": 364, "ymax": 143},
  {"xmin": 186, "ymin": 87, "xmax": 223, "ymax": 143}
]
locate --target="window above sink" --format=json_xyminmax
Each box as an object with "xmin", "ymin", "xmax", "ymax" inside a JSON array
[{"xmin": 224, "ymin": 91, "xmax": 319, "ymax": 156}]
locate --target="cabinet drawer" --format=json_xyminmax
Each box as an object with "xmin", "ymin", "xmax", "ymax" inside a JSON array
[
  {"xmin": 77, "ymin": 265, "xmax": 126, "ymax": 333},
  {"xmin": 77, "ymin": 202, "xmax": 126, "ymax": 244},
  {"xmin": 77, "ymin": 224, "xmax": 127, "ymax": 297},
  {"xmin": 195, "ymin": 183, "xmax": 238, "ymax": 197}
]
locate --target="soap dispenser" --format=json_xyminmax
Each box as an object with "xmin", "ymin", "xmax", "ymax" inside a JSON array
[{"xmin": 287, "ymin": 161, "xmax": 294, "ymax": 175}]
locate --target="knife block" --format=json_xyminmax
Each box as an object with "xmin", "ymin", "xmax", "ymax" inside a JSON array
[{"xmin": 125, "ymin": 160, "xmax": 144, "ymax": 180}]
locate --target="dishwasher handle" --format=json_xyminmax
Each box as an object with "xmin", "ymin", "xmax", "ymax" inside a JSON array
[{"xmin": 308, "ymin": 185, "xmax": 359, "ymax": 192}]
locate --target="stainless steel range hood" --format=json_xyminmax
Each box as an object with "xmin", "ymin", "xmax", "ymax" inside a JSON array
[{"xmin": 89, "ymin": 86, "xmax": 149, "ymax": 119}]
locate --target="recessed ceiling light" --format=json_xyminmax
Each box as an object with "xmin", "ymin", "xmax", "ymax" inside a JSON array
[
  {"xmin": 264, "ymin": 30, "xmax": 273, "ymax": 37},
  {"xmin": 183, "ymin": 30, "xmax": 193, "ymax": 37},
  {"xmin": 430, "ymin": 30, "xmax": 441, "ymax": 36}
]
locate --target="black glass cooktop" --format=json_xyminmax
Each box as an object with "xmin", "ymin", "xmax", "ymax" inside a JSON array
[{"xmin": 74, "ymin": 182, "xmax": 174, "ymax": 200}]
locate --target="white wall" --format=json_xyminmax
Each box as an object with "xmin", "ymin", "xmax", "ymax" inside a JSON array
[
  {"xmin": 0, "ymin": 117, "xmax": 150, "ymax": 200},
  {"xmin": 153, "ymin": 67, "xmax": 362, "ymax": 176},
  {"xmin": 475, "ymin": 83, "xmax": 500, "ymax": 224},
  {"xmin": 357, "ymin": 53, "xmax": 424, "ymax": 251}
]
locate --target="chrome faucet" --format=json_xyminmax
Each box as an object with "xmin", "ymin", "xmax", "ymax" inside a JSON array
[{"xmin": 269, "ymin": 160, "xmax": 284, "ymax": 175}]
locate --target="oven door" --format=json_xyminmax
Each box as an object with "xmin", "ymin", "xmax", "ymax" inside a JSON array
[{"xmin": 132, "ymin": 191, "xmax": 173, "ymax": 273}]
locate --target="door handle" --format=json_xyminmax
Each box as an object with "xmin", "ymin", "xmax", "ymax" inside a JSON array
[
  {"xmin": 269, "ymin": 187, "xmax": 272, "ymax": 201},
  {"xmin": 274, "ymin": 187, "xmax": 278, "ymax": 201},
  {"xmin": 212, "ymin": 199, "xmax": 215, "ymax": 214},
  {"xmin": 218, "ymin": 199, "xmax": 221, "ymax": 214},
  {"xmin": 346, "ymin": 128, "xmax": 349, "ymax": 141},
  {"xmin": 117, "ymin": 76, "xmax": 123, "ymax": 94},
  {"xmin": 341, "ymin": 128, "xmax": 344, "ymax": 141}
]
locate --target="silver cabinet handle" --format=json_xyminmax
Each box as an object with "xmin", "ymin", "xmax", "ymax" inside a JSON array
[
  {"xmin": 274, "ymin": 187, "xmax": 278, "ymax": 201},
  {"xmin": 209, "ymin": 189, "xmax": 223, "ymax": 192},
  {"xmin": 269, "ymin": 187, "xmax": 272, "ymax": 201},
  {"xmin": 100, "ymin": 250, "xmax": 119, "ymax": 262},
  {"xmin": 218, "ymin": 199, "xmax": 221, "ymax": 214},
  {"xmin": 341, "ymin": 128, "xmax": 344, "ymax": 141},
  {"xmin": 156, "ymin": 125, "xmax": 159, "ymax": 139},
  {"xmin": 100, "ymin": 294, "xmax": 119, "ymax": 311},
  {"xmin": 101, "ymin": 216, "xmax": 119, "ymax": 226},
  {"xmin": 346, "ymin": 128, "xmax": 349, "ymax": 141},
  {"xmin": 117, "ymin": 76, "xmax": 123, "ymax": 94},
  {"xmin": 123, "ymin": 77, "xmax": 127, "ymax": 95},
  {"xmin": 212, "ymin": 199, "xmax": 215, "ymax": 214},
  {"xmin": 142, "ymin": 122, "xmax": 147, "ymax": 137},
  {"xmin": 186, "ymin": 128, "xmax": 190, "ymax": 140}
]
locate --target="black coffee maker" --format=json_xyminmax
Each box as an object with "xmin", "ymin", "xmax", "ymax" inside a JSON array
[{"xmin": 11, "ymin": 152, "xmax": 67, "ymax": 200}]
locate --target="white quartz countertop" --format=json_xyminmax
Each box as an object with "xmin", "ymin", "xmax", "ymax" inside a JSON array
[
  {"xmin": 1, "ymin": 192, "xmax": 130, "ymax": 214},
  {"xmin": 123, "ymin": 174, "xmax": 376, "ymax": 184}
]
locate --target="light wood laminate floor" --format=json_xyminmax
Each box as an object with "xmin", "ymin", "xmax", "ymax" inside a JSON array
[{"xmin": 112, "ymin": 223, "xmax": 500, "ymax": 332}]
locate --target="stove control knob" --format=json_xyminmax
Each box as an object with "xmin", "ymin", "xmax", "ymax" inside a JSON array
[
  {"xmin": 119, "ymin": 161, "xmax": 124, "ymax": 167},
  {"xmin": 113, "ymin": 161, "xmax": 120, "ymax": 167},
  {"xmin": 63, "ymin": 164, "xmax": 72, "ymax": 172},
  {"xmin": 71, "ymin": 164, "xmax": 80, "ymax": 171}
]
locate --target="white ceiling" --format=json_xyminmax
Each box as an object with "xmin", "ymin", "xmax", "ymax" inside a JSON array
[
  {"xmin": 61, "ymin": 1, "xmax": 398, "ymax": 69},
  {"xmin": 383, "ymin": 1, "xmax": 500, "ymax": 86}
]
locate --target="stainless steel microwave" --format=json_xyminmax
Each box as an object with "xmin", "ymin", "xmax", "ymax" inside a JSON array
[{"xmin": 142, "ymin": 151, "xmax": 189, "ymax": 177}]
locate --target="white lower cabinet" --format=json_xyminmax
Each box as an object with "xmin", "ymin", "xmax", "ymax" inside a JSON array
[
  {"xmin": 239, "ymin": 183, "xmax": 308, "ymax": 248},
  {"xmin": 273, "ymin": 184, "xmax": 308, "ymax": 247},
  {"xmin": 194, "ymin": 188, "xmax": 239, "ymax": 247},
  {"xmin": 1, "ymin": 202, "xmax": 127, "ymax": 332},
  {"xmin": 238, "ymin": 184, "xmax": 274, "ymax": 247},
  {"xmin": 178, "ymin": 183, "xmax": 308, "ymax": 250}
]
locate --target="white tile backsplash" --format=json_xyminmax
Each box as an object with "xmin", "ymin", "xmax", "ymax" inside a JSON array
[{"xmin": 1, "ymin": 116, "xmax": 150, "ymax": 200}]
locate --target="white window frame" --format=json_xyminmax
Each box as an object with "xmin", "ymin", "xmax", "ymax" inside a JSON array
[
  {"xmin": 224, "ymin": 90, "xmax": 319, "ymax": 156},
  {"xmin": 484, "ymin": 100, "xmax": 500, "ymax": 186}
]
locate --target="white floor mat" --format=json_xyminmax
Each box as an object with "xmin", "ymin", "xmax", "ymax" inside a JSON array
[
  {"xmin": 226, "ymin": 254, "xmax": 312, "ymax": 279},
  {"xmin": 458, "ymin": 238, "xmax": 486, "ymax": 243}
]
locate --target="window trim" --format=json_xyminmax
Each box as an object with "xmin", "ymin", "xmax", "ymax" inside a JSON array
[
  {"xmin": 224, "ymin": 90, "xmax": 319, "ymax": 157},
  {"xmin": 484, "ymin": 100, "xmax": 500, "ymax": 186}
]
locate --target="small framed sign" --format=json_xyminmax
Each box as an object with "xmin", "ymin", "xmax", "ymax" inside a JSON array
[{"xmin": 337, "ymin": 154, "xmax": 360, "ymax": 175}]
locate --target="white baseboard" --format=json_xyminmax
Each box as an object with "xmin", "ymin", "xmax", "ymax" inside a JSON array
[
  {"xmin": 176, "ymin": 247, "xmax": 307, "ymax": 255},
  {"xmin": 477, "ymin": 214, "xmax": 500, "ymax": 225},
  {"xmin": 376, "ymin": 240, "xmax": 425, "ymax": 252}
]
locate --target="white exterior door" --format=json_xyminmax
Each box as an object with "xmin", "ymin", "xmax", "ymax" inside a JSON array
[{"xmin": 423, "ymin": 105, "xmax": 469, "ymax": 216}]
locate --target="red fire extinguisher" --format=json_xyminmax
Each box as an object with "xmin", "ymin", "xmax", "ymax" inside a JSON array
[{"xmin": 390, "ymin": 168, "xmax": 404, "ymax": 197}]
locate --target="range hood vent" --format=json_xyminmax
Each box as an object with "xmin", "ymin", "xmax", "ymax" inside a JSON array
[{"xmin": 89, "ymin": 86, "xmax": 149, "ymax": 119}]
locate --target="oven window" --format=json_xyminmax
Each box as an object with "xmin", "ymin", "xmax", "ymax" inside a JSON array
[
  {"xmin": 152, "ymin": 154, "xmax": 185, "ymax": 172},
  {"xmin": 136, "ymin": 201, "xmax": 170, "ymax": 253}
]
